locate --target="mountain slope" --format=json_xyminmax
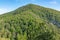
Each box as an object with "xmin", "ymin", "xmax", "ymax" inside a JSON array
[
  {"xmin": 1, "ymin": 4, "xmax": 60, "ymax": 27},
  {"xmin": 0, "ymin": 4, "xmax": 60, "ymax": 40}
]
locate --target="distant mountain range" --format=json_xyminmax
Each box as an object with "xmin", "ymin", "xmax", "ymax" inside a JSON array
[{"xmin": 0, "ymin": 4, "xmax": 60, "ymax": 40}]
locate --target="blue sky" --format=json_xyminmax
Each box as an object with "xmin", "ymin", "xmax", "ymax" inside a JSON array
[{"xmin": 0, "ymin": 0, "xmax": 60, "ymax": 14}]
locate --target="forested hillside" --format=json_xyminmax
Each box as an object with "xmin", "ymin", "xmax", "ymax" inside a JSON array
[{"xmin": 0, "ymin": 4, "xmax": 60, "ymax": 40}]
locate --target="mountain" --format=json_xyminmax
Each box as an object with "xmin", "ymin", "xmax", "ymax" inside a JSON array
[{"xmin": 0, "ymin": 4, "xmax": 60, "ymax": 40}]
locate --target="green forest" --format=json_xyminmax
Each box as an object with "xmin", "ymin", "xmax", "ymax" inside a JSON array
[{"xmin": 0, "ymin": 4, "xmax": 60, "ymax": 40}]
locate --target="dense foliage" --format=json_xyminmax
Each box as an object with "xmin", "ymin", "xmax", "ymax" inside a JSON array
[{"xmin": 0, "ymin": 4, "xmax": 60, "ymax": 40}]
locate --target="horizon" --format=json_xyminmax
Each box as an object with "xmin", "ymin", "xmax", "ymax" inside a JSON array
[{"xmin": 0, "ymin": 0, "xmax": 60, "ymax": 14}]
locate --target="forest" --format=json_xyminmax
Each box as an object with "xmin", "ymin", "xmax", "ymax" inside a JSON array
[{"xmin": 0, "ymin": 4, "xmax": 60, "ymax": 40}]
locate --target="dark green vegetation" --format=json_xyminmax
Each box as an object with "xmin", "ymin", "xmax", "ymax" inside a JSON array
[{"xmin": 0, "ymin": 4, "xmax": 60, "ymax": 40}]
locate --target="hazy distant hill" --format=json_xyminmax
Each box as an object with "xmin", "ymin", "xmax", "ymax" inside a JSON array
[{"xmin": 0, "ymin": 4, "xmax": 60, "ymax": 40}]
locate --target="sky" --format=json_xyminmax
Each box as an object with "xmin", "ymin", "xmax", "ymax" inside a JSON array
[{"xmin": 0, "ymin": 0, "xmax": 60, "ymax": 14}]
